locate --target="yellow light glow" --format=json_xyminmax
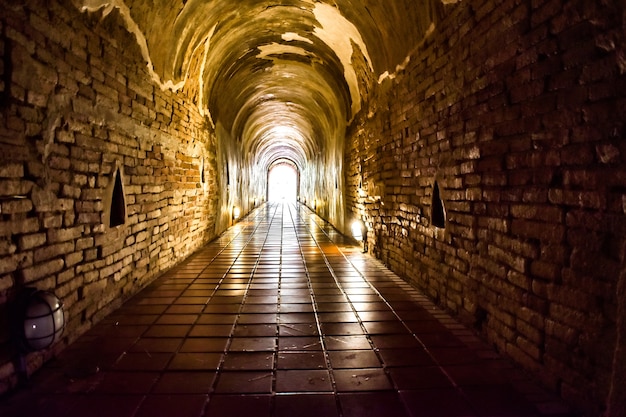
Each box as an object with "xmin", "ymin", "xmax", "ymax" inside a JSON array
[{"xmin": 351, "ymin": 220, "xmax": 364, "ymax": 241}]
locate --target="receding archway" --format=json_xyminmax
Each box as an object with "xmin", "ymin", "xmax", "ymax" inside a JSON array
[{"xmin": 267, "ymin": 160, "xmax": 299, "ymax": 202}]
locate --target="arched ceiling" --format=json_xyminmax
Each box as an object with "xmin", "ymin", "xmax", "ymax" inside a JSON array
[{"xmin": 77, "ymin": 0, "xmax": 439, "ymax": 172}]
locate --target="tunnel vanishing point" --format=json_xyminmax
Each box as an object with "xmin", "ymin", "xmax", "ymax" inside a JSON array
[{"xmin": 0, "ymin": 0, "xmax": 625, "ymax": 415}]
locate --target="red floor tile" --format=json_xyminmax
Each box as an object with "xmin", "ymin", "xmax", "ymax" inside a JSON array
[
  {"xmin": 179, "ymin": 337, "xmax": 228, "ymax": 352},
  {"xmin": 222, "ymin": 352, "xmax": 274, "ymax": 370},
  {"xmin": 152, "ymin": 372, "xmax": 216, "ymax": 394},
  {"xmin": 324, "ymin": 335, "xmax": 372, "ymax": 350},
  {"xmin": 214, "ymin": 372, "xmax": 273, "ymax": 394},
  {"xmin": 328, "ymin": 350, "xmax": 382, "ymax": 369},
  {"xmin": 167, "ymin": 353, "xmax": 222, "ymax": 370},
  {"xmin": 114, "ymin": 352, "xmax": 172, "ymax": 371},
  {"xmin": 276, "ymin": 351, "xmax": 327, "ymax": 369},
  {"xmin": 134, "ymin": 394, "xmax": 207, "ymax": 417},
  {"xmin": 0, "ymin": 203, "xmax": 572, "ymax": 417},
  {"xmin": 205, "ymin": 395, "xmax": 271, "ymax": 417},
  {"xmin": 378, "ymin": 348, "xmax": 436, "ymax": 367},
  {"xmin": 189, "ymin": 324, "xmax": 233, "ymax": 337},
  {"xmin": 321, "ymin": 322, "xmax": 364, "ymax": 335},
  {"xmin": 94, "ymin": 371, "xmax": 159, "ymax": 394},
  {"xmin": 274, "ymin": 394, "xmax": 339, "ymax": 417},
  {"xmin": 144, "ymin": 324, "xmax": 192, "ymax": 337},
  {"xmin": 70, "ymin": 395, "xmax": 144, "ymax": 417},
  {"xmin": 275, "ymin": 369, "xmax": 333, "ymax": 392},
  {"xmin": 333, "ymin": 368, "xmax": 393, "ymax": 392},
  {"xmin": 229, "ymin": 337, "xmax": 276, "ymax": 352},
  {"xmin": 233, "ymin": 324, "xmax": 277, "ymax": 337},
  {"xmin": 400, "ymin": 389, "xmax": 478, "ymax": 417},
  {"xmin": 388, "ymin": 366, "xmax": 454, "ymax": 390},
  {"xmin": 279, "ymin": 323, "xmax": 319, "ymax": 336},
  {"xmin": 339, "ymin": 392, "xmax": 411, "ymax": 417}
]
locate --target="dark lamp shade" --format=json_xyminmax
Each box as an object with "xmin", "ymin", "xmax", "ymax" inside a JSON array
[{"xmin": 21, "ymin": 291, "xmax": 65, "ymax": 351}]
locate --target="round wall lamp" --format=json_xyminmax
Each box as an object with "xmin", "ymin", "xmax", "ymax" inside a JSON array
[{"xmin": 12, "ymin": 288, "xmax": 65, "ymax": 352}]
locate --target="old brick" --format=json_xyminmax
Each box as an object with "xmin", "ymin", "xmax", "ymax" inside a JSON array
[
  {"xmin": 0, "ymin": 218, "xmax": 40, "ymax": 237},
  {"xmin": 34, "ymin": 241, "xmax": 74, "ymax": 263},
  {"xmin": 65, "ymin": 251, "xmax": 83, "ymax": 268},
  {"xmin": 0, "ymin": 239, "xmax": 17, "ymax": 256},
  {"xmin": 21, "ymin": 258, "xmax": 64, "ymax": 283},
  {"xmin": 62, "ymin": 184, "xmax": 81, "ymax": 199},
  {"xmin": 47, "ymin": 226, "xmax": 83, "ymax": 243},
  {"xmin": 11, "ymin": 44, "xmax": 58, "ymax": 95},
  {"xmin": 42, "ymin": 214, "xmax": 63, "ymax": 229},
  {"xmin": 0, "ymin": 180, "xmax": 33, "ymax": 197},
  {"xmin": 516, "ymin": 335, "xmax": 542, "ymax": 361},
  {"xmin": 0, "ymin": 253, "xmax": 20, "ymax": 275},
  {"xmin": 510, "ymin": 204, "xmax": 562, "ymax": 223},
  {"xmin": 511, "ymin": 219, "xmax": 564, "ymax": 242},
  {"xmin": 0, "ymin": 163, "xmax": 24, "ymax": 178},
  {"xmin": 31, "ymin": 187, "xmax": 57, "ymax": 212},
  {"xmin": 18, "ymin": 233, "xmax": 46, "ymax": 251},
  {"xmin": 0, "ymin": 274, "xmax": 15, "ymax": 292},
  {"xmin": 531, "ymin": 260, "xmax": 561, "ymax": 281},
  {"xmin": 1, "ymin": 198, "xmax": 33, "ymax": 214},
  {"xmin": 57, "ymin": 268, "xmax": 76, "ymax": 286}
]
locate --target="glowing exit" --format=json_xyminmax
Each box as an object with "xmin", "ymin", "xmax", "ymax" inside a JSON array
[{"xmin": 268, "ymin": 163, "xmax": 298, "ymax": 202}]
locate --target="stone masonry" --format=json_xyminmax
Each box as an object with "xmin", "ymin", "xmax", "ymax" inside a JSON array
[
  {"xmin": 0, "ymin": 0, "xmax": 220, "ymax": 392},
  {"xmin": 346, "ymin": 1, "xmax": 625, "ymax": 415}
]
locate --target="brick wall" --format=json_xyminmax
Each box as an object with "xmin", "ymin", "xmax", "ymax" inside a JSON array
[
  {"xmin": 0, "ymin": 0, "xmax": 220, "ymax": 391},
  {"xmin": 346, "ymin": 0, "xmax": 625, "ymax": 415}
]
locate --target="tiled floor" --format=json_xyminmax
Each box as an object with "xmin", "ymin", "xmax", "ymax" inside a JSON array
[{"xmin": 0, "ymin": 203, "xmax": 575, "ymax": 417}]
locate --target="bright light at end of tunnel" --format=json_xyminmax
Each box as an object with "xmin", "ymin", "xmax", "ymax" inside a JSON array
[{"xmin": 268, "ymin": 164, "xmax": 298, "ymax": 202}]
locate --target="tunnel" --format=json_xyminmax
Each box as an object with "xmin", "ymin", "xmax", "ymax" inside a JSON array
[{"xmin": 0, "ymin": 0, "xmax": 625, "ymax": 415}]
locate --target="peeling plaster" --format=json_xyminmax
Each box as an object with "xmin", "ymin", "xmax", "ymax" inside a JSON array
[
  {"xmin": 198, "ymin": 25, "xmax": 217, "ymax": 126},
  {"xmin": 378, "ymin": 22, "xmax": 436, "ymax": 84},
  {"xmin": 76, "ymin": 0, "xmax": 186, "ymax": 92},
  {"xmin": 282, "ymin": 32, "xmax": 314, "ymax": 44},
  {"xmin": 312, "ymin": 3, "xmax": 373, "ymax": 118},
  {"xmin": 256, "ymin": 43, "xmax": 314, "ymax": 60}
]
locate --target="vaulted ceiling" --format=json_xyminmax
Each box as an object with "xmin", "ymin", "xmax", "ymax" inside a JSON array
[{"xmin": 76, "ymin": 0, "xmax": 439, "ymax": 171}]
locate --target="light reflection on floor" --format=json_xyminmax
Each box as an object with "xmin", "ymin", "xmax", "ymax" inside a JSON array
[{"xmin": 0, "ymin": 203, "xmax": 573, "ymax": 417}]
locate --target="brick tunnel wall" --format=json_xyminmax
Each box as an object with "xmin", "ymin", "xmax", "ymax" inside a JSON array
[
  {"xmin": 0, "ymin": 0, "xmax": 220, "ymax": 391},
  {"xmin": 346, "ymin": 0, "xmax": 625, "ymax": 415}
]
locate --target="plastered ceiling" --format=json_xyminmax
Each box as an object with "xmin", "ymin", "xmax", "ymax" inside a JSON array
[{"xmin": 75, "ymin": 0, "xmax": 439, "ymax": 172}]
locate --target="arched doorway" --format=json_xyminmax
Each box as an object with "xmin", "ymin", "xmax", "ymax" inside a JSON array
[{"xmin": 267, "ymin": 160, "xmax": 299, "ymax": 202}]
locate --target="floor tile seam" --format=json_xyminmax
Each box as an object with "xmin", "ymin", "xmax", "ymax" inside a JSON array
[
  {"xmin": 285, "ymin": 203, "xmax": 345, "ymax": 414},
  {"xmin": 268, "ymin": 207, "xmax": 291, "ymax": 403},
  {"xmin": 150, "ymin": 205, "xmax": 271, "ymax": 328},
  {"xmin": 291, "ymin": 204, "xmax": 494, "ymax": 417},
  {"xmin": 202, "ymin": 205, "xmax": 281, "ymax": 409},
  {"xmin": 289, "ymin": 204, "xmax": 415, "ymax": 405},
  {"xmin": 290, "ymin": 205, "xmax": 392, "ymax": 360},
  {"xmin": 316, "ymin": 213, "xmax": 559, "ymax": 417},
  {"xmin": 143, "ymin": 224, "xmax": 266, "ymax": 400},
  {"xmin": 202, "ymin": 205, "xmax": 277, "ymax": 307}
]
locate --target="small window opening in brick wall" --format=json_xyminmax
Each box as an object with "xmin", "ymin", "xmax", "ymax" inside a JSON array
[
  {"xmin": 109, "ymin": 167, "xmax": 126, "ymax": 227},
  {"xmin": 200, "ymin": 158, "xmax": 205, "ymax": 184},
  {"xmin": 431, "ymin": 180, "xmax": 445, "ymax": 229}
]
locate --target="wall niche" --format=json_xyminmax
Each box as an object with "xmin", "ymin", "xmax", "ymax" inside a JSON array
[{"xmin": 107, "ymin": 163, "xmax": 127, "ymax": 228}]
